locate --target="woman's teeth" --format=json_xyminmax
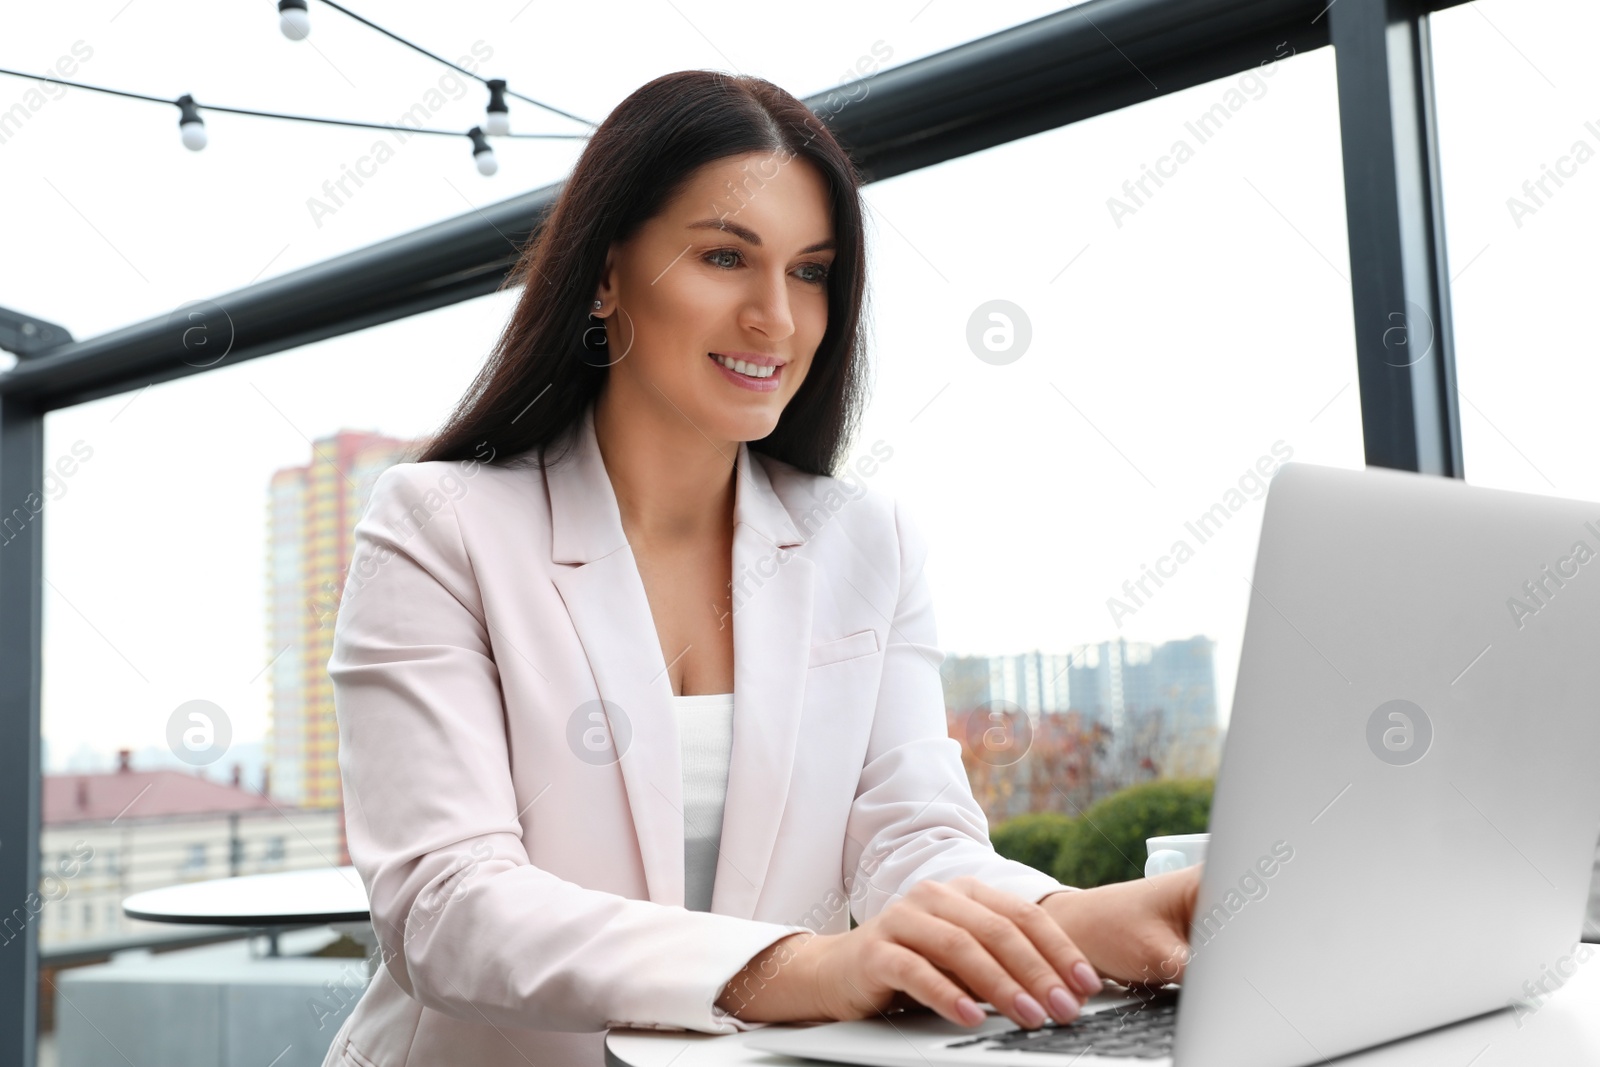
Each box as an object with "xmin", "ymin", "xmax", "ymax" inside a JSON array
[{"xmin": 711, "ymin": 353, "xmax": 775, "ymax": 378}]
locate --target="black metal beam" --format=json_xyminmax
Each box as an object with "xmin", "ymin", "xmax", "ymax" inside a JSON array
[
  {"xmin": 1329, "ymin": 0, "xmax": 1465, "ymax": 475},
  {"xmin": 0, "ymin": 393, "xmax": 44, "ymax": 1067},
  {"xmin": 829, "ymin": 0, "xmax": 1339, "ymax": 182},
  {"xmin": 0, "ymin": 199, "xmax": 554, "ymax": 411}
]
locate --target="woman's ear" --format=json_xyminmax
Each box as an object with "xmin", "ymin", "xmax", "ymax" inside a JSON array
[{"xmin": 593, "ymin": 243, "xmax": 621, "ymax": 314}]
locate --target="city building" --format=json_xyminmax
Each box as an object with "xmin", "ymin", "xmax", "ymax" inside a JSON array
[
  {"xmin": 942, "ymin": 635, "xmax": 1218, "ymax": 738},
  {"xmin": 28, "ymin": 750, "xmax": 341, "ymax": 950},
  {"xmin": 266, "ymin": 430, "xmax": 414, "ymax": 812}
]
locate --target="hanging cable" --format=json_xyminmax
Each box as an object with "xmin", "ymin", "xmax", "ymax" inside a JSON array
[
  {"xmin": 279, "ymin": 0, "xmax": 594, "ymax": 131},
  {"xmin": 0, "ymin": 67, "xmax": 588, "ymax": 141},
  {"xmin": 0, "ymin": 65, "xmax": 586, "ymax": 173}
]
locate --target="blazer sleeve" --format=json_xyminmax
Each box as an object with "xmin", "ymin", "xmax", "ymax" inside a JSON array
[
  {"xmin": 842, "ymin": 496, "xmax": 1083, "ymax": 924},
  {"xmin": 329, "ymin": 464, "xmax": 815, "ymax": 1035}
]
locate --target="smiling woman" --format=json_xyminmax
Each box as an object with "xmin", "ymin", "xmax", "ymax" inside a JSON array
[
  {"xmin": 319, "ymin": 69, "xmax": 1200, "ymax": 1067},
  {"xmin": 416, "ymin": 70, "xmax": 869, "ymax": 479}
]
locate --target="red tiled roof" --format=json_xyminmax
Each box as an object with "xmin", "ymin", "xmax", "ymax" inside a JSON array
[{"xmin": 43, "ymin": 769, "xmax": 280, "ymax": 825}]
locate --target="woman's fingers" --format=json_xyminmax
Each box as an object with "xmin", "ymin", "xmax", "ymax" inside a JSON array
[
  {"xmin": 931, "ymin": 962, "xmax": 979, "ymax": 1002},
  {"xmin": 875, "ymin": 941, "xmax": 990, "ymax": 1027},
  {"xmin": 880, "ymin": 879, "xmax": 1098, "ymax": 1028},
  {"xmin": 955, "ymin": 878, "xmax": 1103, "ymax": 1001}
]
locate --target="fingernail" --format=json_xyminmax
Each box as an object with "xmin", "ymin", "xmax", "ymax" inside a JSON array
[
  {"xmin": 1072, "ymin": 961, "xmax": 1101, "ymax": 997},
  {"xmin": 1048, "ymin": 985, "xmax": 1080, "ymax": 1022},
  {"xmin": 955, "ymin": 995, "xmax": 985, "ymax": 1026},
  {"xmin": 1013, "ymin": 991, "xmax": 1047, "ymax": 1028}
]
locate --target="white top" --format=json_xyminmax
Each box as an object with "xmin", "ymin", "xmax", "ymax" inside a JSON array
[{"xmin": 670, "ymin": 691, "xmax": 735, "ymax": 912}]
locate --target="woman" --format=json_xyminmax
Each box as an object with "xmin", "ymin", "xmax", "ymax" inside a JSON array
[{"xmin": 321, "ymin": 70, "xmax": 1200, "ymax": 1067}]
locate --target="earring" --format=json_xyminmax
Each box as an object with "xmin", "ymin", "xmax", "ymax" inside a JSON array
[{"xmin": 583, "ymin": 299, "xmax": 609, "ymax": 350}]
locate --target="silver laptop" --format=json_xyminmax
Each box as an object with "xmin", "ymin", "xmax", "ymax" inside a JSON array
[{"xmin": 746, "ymin": 461, "xmax": 1600, "ymax": 1067}]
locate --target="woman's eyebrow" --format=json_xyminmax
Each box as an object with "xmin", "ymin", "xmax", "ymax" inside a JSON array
[{"xmin": 686, "ymin": 217, "xmax": 835, "ymax": 254}]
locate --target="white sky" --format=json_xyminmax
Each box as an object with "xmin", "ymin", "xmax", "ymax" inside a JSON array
[{"xmin": 5, "ymin": 0, "xmax": 1596, "ymax": 769}]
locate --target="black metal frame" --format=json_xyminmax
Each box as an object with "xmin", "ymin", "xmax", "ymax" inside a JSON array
[
  {"xmin": 0, "ymin": 0, "xmax": 1479, "ymax": 1061},
  {"xmin": 1330, "ymin": 0, "xmax": 1465, "ymax": 474}
]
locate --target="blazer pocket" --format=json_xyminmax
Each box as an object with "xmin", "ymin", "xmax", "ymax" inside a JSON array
[{"xmin": 808, "ymin": 628, "xmax": 880, "ymax": 668}]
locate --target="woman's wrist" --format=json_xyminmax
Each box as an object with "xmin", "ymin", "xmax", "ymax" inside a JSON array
[
  {"xmin": 714, "ymin": 930, "xmax": 831, "ymax": 1023},
  {"xmin": 1040, "ymin": 887, "xmax": 1106, "ymax": 973},
  {"xmin": 1040, "ymin": 877, "xmax": 1188, "ymax": 989}
]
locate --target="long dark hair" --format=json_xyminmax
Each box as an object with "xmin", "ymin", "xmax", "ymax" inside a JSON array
[{"xmin": 413, "ymin": 70, "xmax": 871, "ymax": 476}]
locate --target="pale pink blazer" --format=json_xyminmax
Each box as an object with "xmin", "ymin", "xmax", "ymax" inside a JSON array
[{"xmin": 319, "ymin": 401, "xmax": 1078, "ymax": 1067}]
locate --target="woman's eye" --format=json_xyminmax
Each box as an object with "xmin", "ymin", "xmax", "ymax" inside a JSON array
[{"xmin": 704, "ymin": 249, "xmax": 830, "ymax": 285}]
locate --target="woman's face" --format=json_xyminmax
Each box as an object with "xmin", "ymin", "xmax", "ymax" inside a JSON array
[{"xmin": 593, "ymin": 149, "xmax": 837, "ymax": 445}]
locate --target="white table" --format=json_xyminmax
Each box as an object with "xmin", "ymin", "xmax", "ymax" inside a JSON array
[
  {"xmin": 122, "ymin": 865, "xmax": 372, "ymax": 958},
  {"xmin": 606, "ymin": 949, "xmax": 1600, "ymax": 1066}
]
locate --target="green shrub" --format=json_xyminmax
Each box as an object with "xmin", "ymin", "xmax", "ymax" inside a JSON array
[
  {"xmin": 1050, "ymin": 778, "xmax": 1213, "ymax": 888},
  {"xmin": 990, "ymin": 811, "xmax": 1077, "ymax": 875}
]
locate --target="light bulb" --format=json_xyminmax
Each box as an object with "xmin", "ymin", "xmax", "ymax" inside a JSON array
[
  {"xmin": 278, "ymin": 0, "xmax": 310, "ymax": 40},
  {"xmin": 468, "ymin": 126, "xmax": 498, "ymax": 176},
  {"xmin": 176, "ymin": 94, "xmax": 207, "ymax": 151},
  {"xmin": 484, "ymin": 79, "xmax": 509, "ymax": 136}
]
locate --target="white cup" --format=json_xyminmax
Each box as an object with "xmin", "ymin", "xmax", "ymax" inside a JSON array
[{"xmin": 1144, "ymin": 833, "xmax": 1209, "ymax": 878}]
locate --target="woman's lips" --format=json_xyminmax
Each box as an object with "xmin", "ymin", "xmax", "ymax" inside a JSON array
[{"xmin": 708, "ymin": 352, "xmax": 782, "ymax": 393}]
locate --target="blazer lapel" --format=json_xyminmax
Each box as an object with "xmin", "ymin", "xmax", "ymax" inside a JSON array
[
  {"xmin": 714, "ymin": 440, "xmax": 813, "ymax": 921},
  {"xmin": 546, "ymin": 403, "xmax": 813, "ymax": 920}
]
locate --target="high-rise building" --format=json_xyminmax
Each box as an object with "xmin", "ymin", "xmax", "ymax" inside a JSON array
[
  {"xmin": 987, "ymin": 650, "xmax": 1075, "ymax": 720},
  {"xmin": 1146, "ymin": 636, "xmax": 1219, "ymax": 736},
  {"xmin": 941, "ymin": 636, "xmax": 1217, "ymax": 738},
  {"xmin": 266, "ymin": 431, "xmax": 414, "ymax": 811}
]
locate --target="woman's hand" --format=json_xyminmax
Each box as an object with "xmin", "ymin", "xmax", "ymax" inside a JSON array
[
  {"xmin": 1039, "ymin": 865, "xmax": 1202, "ymax": 990},
  {"xmin": 808, "ymin": 876, "xmax": 1106, "ymax": 1030}
]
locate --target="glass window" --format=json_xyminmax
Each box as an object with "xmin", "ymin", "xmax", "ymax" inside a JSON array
[
  {"xmin": 264, "ymin": 836, "xmax": 287, "ymax": 866},
  {"xmin": 42, "ymin": 292, "xmax": 515, "ymax": 816},
  {"xmin": 856, "ymin": 44, "xmax": 1364, "ymax": 819},
  {"xmin": 1431, "ymin": 1, "xmax": 1600, "ymax": 500},
  {"xmin": 1431, "ymin": 0, "xmax": 1600, "ymax": 934}
]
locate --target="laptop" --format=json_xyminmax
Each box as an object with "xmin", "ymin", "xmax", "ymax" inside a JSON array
[{"xmin": 746, "ymin": 461, "xmax": 1600, "ymax": 1067}]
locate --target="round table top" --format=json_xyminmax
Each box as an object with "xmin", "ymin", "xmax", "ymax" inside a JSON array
[{"xmin": 122, "ymin": 865, "xmax": 370, "ymax": 925}]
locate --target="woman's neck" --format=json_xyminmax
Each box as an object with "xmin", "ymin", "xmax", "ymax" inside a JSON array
[{"xmin": 591, "ymin": 386, "xmax": 737, "ymax": 545}]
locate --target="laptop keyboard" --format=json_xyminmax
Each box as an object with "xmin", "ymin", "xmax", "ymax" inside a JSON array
[{"xmin": 940, "ymin": 988, "xmax": 1179, "ymax": 1059}]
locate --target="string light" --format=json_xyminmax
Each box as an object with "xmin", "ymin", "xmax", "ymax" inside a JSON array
[
  {"xmin": 277, "ymin": 0, "xmax": 311, "ymax": 41},
  {"xmin": 0, "ymin": 64, "xmax": 588, "ymax": 176},
  {"xmin": 0, "ymin": 1, "xmax": 595, "ymax": 174},
  {"xmin": 468, "ymin": 126, "xmax": 497, "ymax": 175},
  {"xmin": 284, "ymin": 0, "xmax": 594, "ymax": 135},
  {"xmin": 176, "ymin": 94, "xmax": 207, "ymax": 151},
  {"xmin": 485, "ymin": 79, "xmax": 510, "ymax": 136}
]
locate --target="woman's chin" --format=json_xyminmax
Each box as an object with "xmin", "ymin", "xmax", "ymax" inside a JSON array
[{"xmin": 707, "ymin": 406, "xmax": 783, "ymax": 445}]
